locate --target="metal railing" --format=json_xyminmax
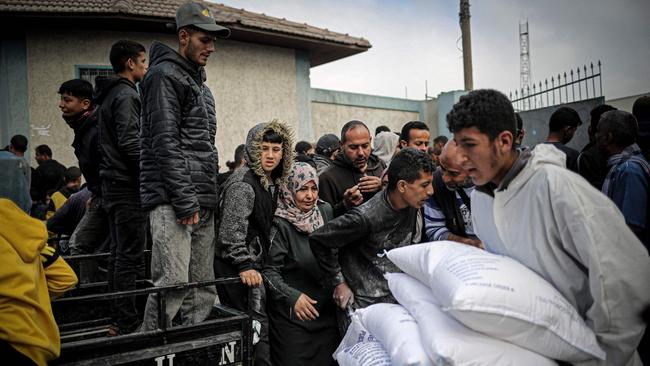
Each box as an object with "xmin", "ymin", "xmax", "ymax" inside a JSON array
[{"xmin": 510, "ymin": 61, "xmax": 602, "ymax": 112}]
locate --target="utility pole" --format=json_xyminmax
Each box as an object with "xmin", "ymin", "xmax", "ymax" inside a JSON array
[{"xmin": 459, "ymin": 0, "xmax": 473, "ymax": 90}]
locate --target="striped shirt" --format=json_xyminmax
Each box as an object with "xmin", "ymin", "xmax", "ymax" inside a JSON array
[{"xmin": 423, "ymin": 186, "xmax": 475, "ymax": 241}]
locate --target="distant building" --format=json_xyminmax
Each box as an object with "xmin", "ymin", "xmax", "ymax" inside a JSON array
[{"xmin": 0, "ymin": 0, "xmax": 376, "ymax": 166}]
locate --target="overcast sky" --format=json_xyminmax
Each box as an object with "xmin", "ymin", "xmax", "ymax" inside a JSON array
[{"xmin": 217, "ymin": 0, "xmax": 650, "ymax": 101}]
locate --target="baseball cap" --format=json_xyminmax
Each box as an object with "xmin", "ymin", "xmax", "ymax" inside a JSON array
[
  {"xmin": 316, "ymin": 134, "xmax": 341, "ymax": 155},
  {"xmin": 175, "ymin": 2, "xmax": 231, "ymax": 38}
]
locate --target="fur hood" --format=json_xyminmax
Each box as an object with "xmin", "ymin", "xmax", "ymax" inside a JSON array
[{"xmin": 244, "ymin": 120, "xmax": 295, "ymax": 189}]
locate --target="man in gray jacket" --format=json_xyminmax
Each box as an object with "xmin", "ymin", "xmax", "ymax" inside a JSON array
[
  {"xmin": 139, "ymin": 2, "xmax": 230, "ymax": 331},
  {"xmin": 310, "ymin": 148, "xmax": 434, "ymax": 310}
]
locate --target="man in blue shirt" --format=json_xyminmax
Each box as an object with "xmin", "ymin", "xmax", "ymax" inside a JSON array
[{"xmin": 598, "ymin": 110, "xmax": 649, "ymax": 251}]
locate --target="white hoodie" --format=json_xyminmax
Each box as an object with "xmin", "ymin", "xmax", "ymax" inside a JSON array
[{"xmin": 472, "ymin": 143, "xmax": 650, "ymax": 366}]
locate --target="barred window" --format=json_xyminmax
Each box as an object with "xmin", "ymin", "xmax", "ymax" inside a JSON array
[{"xmin": 77, "ymin": 66, "xmax": 115, "ymax": 86}]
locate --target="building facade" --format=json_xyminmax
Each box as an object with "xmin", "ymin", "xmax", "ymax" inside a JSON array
[{"xmin": 1, "ymin": 0, "xmax": 440, "ymax": 169}]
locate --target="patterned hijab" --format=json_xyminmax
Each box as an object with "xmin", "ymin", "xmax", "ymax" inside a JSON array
[{"xmin": 275, "ymin": 162, "xmax": 324, "ymax": 233}]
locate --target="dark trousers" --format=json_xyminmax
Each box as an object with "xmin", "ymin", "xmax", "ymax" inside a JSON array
[
  {"xmin": 0, "ymin": 340, "xmax": 36, "ymax": 366},
  {"xmin": 214, "ymin": 257, "xmax": 271, "ymax": 366},
  {"xmin": 103, "ymin": 180, "xmax": 146, "ymax": 333}
]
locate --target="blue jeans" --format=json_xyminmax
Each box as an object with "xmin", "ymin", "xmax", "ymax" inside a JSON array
[{"xmin": 140, "ymin": 204, "xmax": 216, "ymax": 331}]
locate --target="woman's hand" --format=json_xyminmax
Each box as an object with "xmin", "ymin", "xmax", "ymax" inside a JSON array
[
  {"xmin": 294, "ymin": 293, "xmax": 319, "ymax": 321},
  {"xmin": 239, "ymin": 269, "xmax": 263, "ymax": 287}
]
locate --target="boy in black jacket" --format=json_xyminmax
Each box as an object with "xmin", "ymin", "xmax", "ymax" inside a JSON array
[{"xmin": 94, "ymin": 40, "xmax": 147, "ymax": 335}]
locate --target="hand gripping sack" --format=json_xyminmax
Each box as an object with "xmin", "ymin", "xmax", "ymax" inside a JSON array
[
  {"xmin": 387, "ymin": 273, "xmax": 556, "ymax": 366},
  {"xmin": 387, "ymin": 241, "xmax": 606, "ymax": 362},
  {"xmin": 358, "ymin": 303, "xmax": 432, "ymax": 365},
  {"xmin": 334, "ymin": 313, "xmax": 391, "ymax": 366}
]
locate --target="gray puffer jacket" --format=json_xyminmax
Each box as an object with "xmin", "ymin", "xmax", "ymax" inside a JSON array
[{"xmin": 139, "ymin": 41, "xmax": 219, "ymax": 219}]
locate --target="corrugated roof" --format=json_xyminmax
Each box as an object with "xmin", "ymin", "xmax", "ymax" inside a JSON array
[{"xmin": 0, "ymin": 0, "xmax": 371, "ymax": 48}]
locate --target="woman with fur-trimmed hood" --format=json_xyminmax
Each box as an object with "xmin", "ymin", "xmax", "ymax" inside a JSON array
[{"xmin": 215, "ymin": 120, "xmax": 293, "ymax": 365}]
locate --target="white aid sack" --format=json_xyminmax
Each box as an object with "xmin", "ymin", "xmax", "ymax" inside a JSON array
[
  {"xmin": 387, "ymin": 241, "xmax": 605, "ymax": 362},
  {"xmin": 358, "ymin": 303, "xmax": 432, "ymax": 366},
  {"xmin": 387, "ymin": 273, "xmax": 556, "ymax": 366},
  {"xmin": 334, "ymin": 313, "xmax": 391, "ymax": 366}
]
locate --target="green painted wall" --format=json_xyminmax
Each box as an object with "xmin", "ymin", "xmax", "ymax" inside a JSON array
[
  {"xmin": 0, "ymin": 38, "xmax": 30, "ymax": 159},
  {"xmin": 436, "ymin": 90, "xmax": 468, "ymax": 138}
]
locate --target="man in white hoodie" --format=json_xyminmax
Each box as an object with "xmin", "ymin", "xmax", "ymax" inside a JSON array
[{"xmin": 448, "ymin": 89, "xmax": 650, "ymax": 366}]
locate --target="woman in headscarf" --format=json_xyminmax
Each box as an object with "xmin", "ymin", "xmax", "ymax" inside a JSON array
[
  {"xmin": 263, "ymin": 162, "xmax": 339, "ymax": 366},
  {"xmin": 373, "ymin": 130, "xmax": 400, "ymax": 166}
]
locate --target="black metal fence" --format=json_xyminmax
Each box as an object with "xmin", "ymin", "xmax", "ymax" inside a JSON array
[{"xmin": 510, "ymin": 61, "xmax": 602, "ymax": 112}]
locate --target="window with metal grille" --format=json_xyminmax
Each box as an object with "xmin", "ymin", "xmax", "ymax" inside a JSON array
[{"xmin": 76, "ymin": 66, "xmax": 115, "ymax": 86}]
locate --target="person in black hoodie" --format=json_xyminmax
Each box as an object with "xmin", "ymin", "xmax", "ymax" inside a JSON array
[
  {"xmin": 577, "ymin": 104, "xmax": 617, "ymax": 189},
  {"xmin": 33, "ymin": 144, "xmax": 66, "ymax": 200},
  {"xmin": 59, "ymin": 79, "xmax": 109, "ymax": 277},
  {"xmin": 319, "ymin": 120, "xmax": 386, "ymax": 218},
  {"xmin": 94, "ymin": 40, "xmax": 148, "ymax": 335},
  {"xmin": 139, "ymin": 2, "xmax": 230, "ymax": 332}
]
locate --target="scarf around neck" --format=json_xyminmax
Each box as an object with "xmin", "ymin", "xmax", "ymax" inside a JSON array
[{"xmin": 275, "ymin": 162, "xmax": 324, "ymax": 233}]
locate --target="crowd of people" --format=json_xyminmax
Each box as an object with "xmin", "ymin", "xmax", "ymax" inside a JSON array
[{"xmin": 1, "ymin": 2, "xmax": 649, "ymax": 365}]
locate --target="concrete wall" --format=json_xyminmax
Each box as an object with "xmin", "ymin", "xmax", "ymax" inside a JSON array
[
  {"xmin": 606, "ymin": 93, "xmax": 649, "ymax": 113},
  {"xmin": 518, "ymin": 97, "xmax": 604, "ymax": 150},
  {"xmin": 310, "ymin": 102, "xmax": 420, "ymax": 142},
  {"xmin": 310, "ymin": 88, "xmax": 435, "ymax": 144},
  {"xmin": 24, "ymin": 29, "xmax": 300, "ymax": 169}
]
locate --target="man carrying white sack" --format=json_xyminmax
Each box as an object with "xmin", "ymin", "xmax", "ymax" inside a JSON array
[
  {"xmin": 447, "ymin": 89, "xmax": 650, "ymax": 365},
  {"xmin": 309, "ymin": 148, "xmax": 434, "ymax": 310}
]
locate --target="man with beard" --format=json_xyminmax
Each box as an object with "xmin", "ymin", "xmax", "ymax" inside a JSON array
[
  {"xmin": 319, "ymin": 120, "xmax": 385, "ymax": 217},
  {"xmin": 139, "ymin": 2, "xmax": 229, "ymax": 331},
  {"xmin": 423, "ymin": 140, "xmax": 481, "ymax": 247}
]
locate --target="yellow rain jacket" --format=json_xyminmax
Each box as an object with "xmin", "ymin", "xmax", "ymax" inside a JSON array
[{"xmin": 0, "ymin": 198, "xmax": 78, "ymax": 365}]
